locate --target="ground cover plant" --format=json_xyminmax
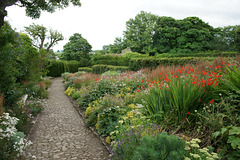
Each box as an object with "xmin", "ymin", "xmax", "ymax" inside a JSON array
[{"xmin": 64, "ymin": 55, "xmax": 240, "ymax": 159}]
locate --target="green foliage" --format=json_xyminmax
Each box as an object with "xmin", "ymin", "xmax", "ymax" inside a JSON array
[
  {"xmin": 25, "ymin": 23, "xmax": 64, "ymax": 52},
  {"xmin": 0, "ymin": 22, "xmax": 48, "ymax": 107},
  {"xmin": 129, "ymin": 57, "xmax": 213, "ymax": 71},
  {"xmin": 112, "ymin": 131, "xmax": 187, "ymax": 160},
  {"xmin": 133, "ymin": 132, "xmax": 186, "ymax": 160},
  {"xmin": 185, "ymin": 138, "xmax": 219, "ymax": 160},
  {"xmin": 109, "ymin": 37, "xmax": 128, "ymax": 53},
  {"xmin": 0, "ymin": 0, "xmax": 81, "ymax": 27},
  {"xmin": 61, "ymin": 33, "xmax": 92, "ymax": 62},
  {"xmin": 123, "ymin": 12, "xmax": 215, "ymax": 54},
  {"xmin": 124, "ymin": 11, "xmax": 158, "ymax": 54},
  {"xmin": 78, "ymin": 67, "xmax": 92, "ymax": 73},
  {"xmin": 48, "ymin": 60, "xmax": 82, "ymax": 77},
  {"xmin": 217, "ymin": 65, "xmax": 240, "ymax": 104},
  {"xmin": 91, "ymin": 53, "xmax": 129, "ymax": 66},
  {"xmin": 47, "ymin": 60, "xmax": 65, "ymax": 77},
  {"xmin": 72, "ymin": 91, "xmax": 81, "ymax": 100},
  {"xmin": 92, "ymin": 64, "xmax": 128, "ymax": 74},
  {"xmin": 210, "ymin": 25, "xmax": 240, "ymax": 52},
  {"xmin": 212, "ymin": 126, "xmax": 240, "ymax": 159}
]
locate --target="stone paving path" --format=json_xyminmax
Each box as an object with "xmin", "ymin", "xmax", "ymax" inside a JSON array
[{"xmin": 25, "ymin": 78, "xmax": 110, "ymax": 160}]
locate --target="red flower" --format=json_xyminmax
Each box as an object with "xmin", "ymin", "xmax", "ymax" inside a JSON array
[
  {"xmin": 181, "ymin": 110, "xmax": 183, "ymax": 113},
  {"xmin": 137, "ymin": 90, "xmax": 140, "ymax": 92},
  {"xmin": 222, "ymin": 61, "xmax": 225, "ymax": 64},
  {"xmin": 141, "ymin": 80, "xmax": 144, "ymax": 83},
  {"xmin": 199, "ymin": 99, "xmax": 201, "ymax": 102},
  {"xmin": 210, "ymin": 65, "xmax": 212, "ymax": 68},
  {"xmin": 210, "ymin": 99, "xmax": 214, "ymax": 104},
  {"xmin": 188, "ymin": 111, "xmax": 190, "ymax": 115}
]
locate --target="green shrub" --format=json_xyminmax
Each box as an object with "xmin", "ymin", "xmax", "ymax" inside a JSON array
[
  {"xmin": 78, "ymin": 67, "xmax": 92, "ymax": 73},
  {"xmin": 72, "ymin": 91, "xmax": 81, "ymax": 100},
  {"xmin": 212, "ymin": 126, "xmax": 240, "ymax": 159},
  {"xmin": 111, "ymin": 131, "xmax": 187, "ymax": 160},
  {"xmin": 129, "ymin": 57, "xmax": 214, "ymax": 71},
  {"xmin": 47, "ymin": 60, "xmax": 65, "ymax": 77},
  {"xmin": 91, "ymin": 54, "xmax": 129, "ymax": 66},
  {"xmin": 92, "ymin": 64, "xmax": 128, "ymax": 74},
  {"xmin": 133, "ymin": 132, "xmax": 187, "ymax": 160}
]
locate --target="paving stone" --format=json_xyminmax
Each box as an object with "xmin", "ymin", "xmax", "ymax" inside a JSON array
[{"xmin": 24, "ymin": 78, "xmax": 109, "ymax": 159}]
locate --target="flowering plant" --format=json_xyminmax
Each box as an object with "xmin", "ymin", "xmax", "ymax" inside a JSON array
[{"xmin": 0, "ymin": 113, "xmax": 32, "ymax": 159}]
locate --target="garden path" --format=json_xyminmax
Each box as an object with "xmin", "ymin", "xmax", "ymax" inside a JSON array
[{"xmin": 25, "ymin": 78, "xmax": 109, "ymax": 160}]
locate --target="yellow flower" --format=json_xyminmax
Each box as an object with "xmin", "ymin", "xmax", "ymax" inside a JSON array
[
  {"xmin": 106, "ymin": 136, "xmax": 111, "ymax": 144},
  {"xmin": 85, "ymin": 106, "xmax": 92, "ymax": 117}
]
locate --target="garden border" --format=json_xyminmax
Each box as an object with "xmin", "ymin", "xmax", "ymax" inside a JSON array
[{"xmin": 68, "ymin": 96, "xmax": 111, "ymax": 153}]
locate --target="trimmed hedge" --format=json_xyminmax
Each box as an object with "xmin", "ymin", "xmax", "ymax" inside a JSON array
[
  {"xmin": 47, "ymin": 60, "xmax": 82, "ymax": 77},
  {"xmin": 91, "ymin": 54, "xmax": 129, "ymax": 66},
  {"xmin": 156, "ymin": 52, "xmax": 239, "ymax": 58},
  {"xmin": 78, "ymin": 67, "xmax": 92, "ymax": 73},
  {"xmin": 129, "ymin": 57, "xmax": 215, "ymax": 71},
  {"xmin": 91, "ymin": 64, "xmax": 129, "ymax": 74}
]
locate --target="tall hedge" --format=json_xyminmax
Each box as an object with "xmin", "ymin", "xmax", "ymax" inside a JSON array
[
  {"xmin": 91, "ymin": 54, "xmax": 130, "ymax": 66},
  {"xmin": 47, "ymin": 60, "xmax": 82, "ymax": 77}
]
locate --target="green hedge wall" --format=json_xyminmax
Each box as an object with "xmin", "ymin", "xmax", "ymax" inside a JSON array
[
  {"xmin": 47, "ymin": 60, "xmax": 82, "ymax": 77},
  {"xmin": 91, "ymin": 54, "xmax": 130, "ymax": 66},
  {"xmin": 78, "ymin": 67, "xmax": 92, "ymax": 73},
  {"xmin": 129, "ymin": 57, "xmax": 215, "ymax": 71},
  {"xmin": 156, "ymin": 52, "xmax": 239, "ymax": 58},
  {"xmin": 91, "ymin": 65, "xmax": 129, "ymax": 74}
]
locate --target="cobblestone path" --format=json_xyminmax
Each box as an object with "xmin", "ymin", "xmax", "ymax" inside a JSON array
[{"xmin": 25, "ymin": 78, "xmax": 109, "ymax": 160}]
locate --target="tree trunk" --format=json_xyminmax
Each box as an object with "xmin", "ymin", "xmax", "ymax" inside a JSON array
[
  {"xmin": 0, "ymin": 7, "xmax": 7, "ymax": 28},
  {"xmin": 0, "ymin": 0, "xmax": 18, "ymax": 28}
]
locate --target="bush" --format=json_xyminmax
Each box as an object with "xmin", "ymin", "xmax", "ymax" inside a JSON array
[
  {"xmin": 91, "ymin": 54, "xmax": 129, "ymax": 66},
  {"xmin": 78, "ymin": 67, "xmax": 92, "ymax": 73},
  {"xmin": 129, "ymin": 57, "xmax": 214, "ymax": 71},
  {"xmin": 92, "ymin": 64, "xmax": 128, "ymax": 74},
  {"xmin": 133, "ymin": 132, "xmax": 187, "ymax": 160},
  {"xmin": 111, "ymin": 131, "xmax": 187, "ymax": 160},
  {"xmin": 47, "ymin": 60, "xmax": 65, "ymax": 77}
]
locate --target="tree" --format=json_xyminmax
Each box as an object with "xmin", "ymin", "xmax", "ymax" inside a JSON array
[
  {"xmin": 210, "ymin": 25, "xmax": 240, "ymax": 52},
  {"xmin": 61, "ymin": 33, "xmax": 92, "ymax": 61},
  {"xmin": 25, "ymin": 23, "xmax": 64, "ymax": 52},
  {"xmin": 173, "ymin": 17, "xmax": 215, "ymax": 53},
  {"xmin": 124, "ymin": 11, "xmax": 158, "ymax": 54},
  {"xmin": 153, "ymin": 16, "xmax": 180, "ymax": 53},
  {"xmin": 109, "ymin": 37, "xmax": 128, "ymax": 53},
  {"xmin": 0, "ymin": 0, "xmax": 81, "ymax": 28}
]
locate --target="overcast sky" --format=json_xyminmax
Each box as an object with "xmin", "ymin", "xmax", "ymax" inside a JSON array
[{"xmin": 5, "ymin": 0, "xmax": 240, "ymax": 51}]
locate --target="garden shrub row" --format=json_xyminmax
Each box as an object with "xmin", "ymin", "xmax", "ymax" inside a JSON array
[
  {"xmin": 78, "ymin": 67, "xmax": 92, "ymax": 73},
  {"xmin": 156, "ymin": 51, "xmax": 239, "ymax": 58},
  {"xmin": 47, "ymin": 60, "xmax": 82, "ymax": 77},
  {"xmin": 129, "ymin": 57, "xmax": 215, "ymax": 71},
  {"xmin": 91, "ymin": 54, "xmax": 129, "ymax": 66},
  {"xmin": 91, "ymin": 64, "xmax": 129, "ymax": 74}
]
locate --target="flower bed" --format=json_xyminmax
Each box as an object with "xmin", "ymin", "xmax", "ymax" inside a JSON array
[{"xmin": 63, "ymin": 57, "xmax": 240, "ymax": 159}]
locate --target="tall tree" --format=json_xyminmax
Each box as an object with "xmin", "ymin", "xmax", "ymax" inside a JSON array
[
  {"xmin": 25, "ymin": 23, "xmax": 64, "ymax": 52},
  {"xmin": 0, "ymin": 0, "xmax": 81, "ymax": 28},
  {"xmin": 61, "ymin": 33, "xmax": 92, "ymax": 61},
  {"xmin": 109, "ymin": 37, "xmax": 128, "ymax": 53},
  {"xmin": 124, "ymin": 11, "xmax": 158, "ymax": 54}
]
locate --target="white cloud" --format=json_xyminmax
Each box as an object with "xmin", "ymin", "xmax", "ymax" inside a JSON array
[{"xmin": 5, "ymin": 0, "xmax": 240, "ymax": 51}]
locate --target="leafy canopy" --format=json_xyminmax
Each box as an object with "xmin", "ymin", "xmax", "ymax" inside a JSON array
[
  {"xmin": 61, "ymin": 33, "xmax": 92, "ymax": 62},
  {"xmin": 0, "ymin": 0, "xmax": 81, "ymax": 27}
]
